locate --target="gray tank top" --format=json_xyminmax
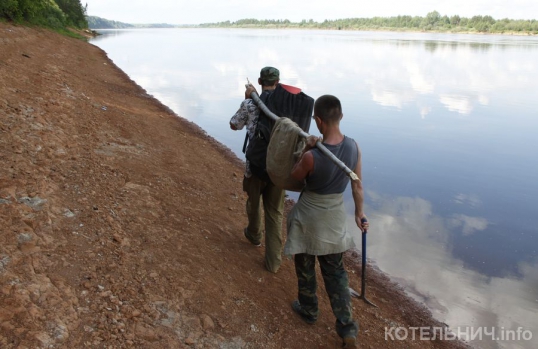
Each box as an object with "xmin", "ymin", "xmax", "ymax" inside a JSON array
[{"xmin": 305, "ymin": 136, "xmax": 358, "ymax": 194}]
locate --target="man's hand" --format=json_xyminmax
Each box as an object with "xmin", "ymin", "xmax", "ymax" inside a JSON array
[
  {"xmin": 245, "ymin": 84, "xmax": 257, "ymax": 99},
  {"xmin": 304, "ymin": 135, "xmax": 320, "ymax": 151},
  {"xmin": 355, "ymin": 215, "xmax": 369, "ymax": 233}
]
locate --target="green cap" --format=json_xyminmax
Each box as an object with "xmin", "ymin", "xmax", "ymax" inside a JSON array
[{"xmin": 260, "ymin": 66, "xmax": 279, "ymax": 82}]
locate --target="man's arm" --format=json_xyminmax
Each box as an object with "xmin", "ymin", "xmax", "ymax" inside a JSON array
[
  {"xmin": 291, "ymin": 136, "xmax": 318, "ymax": 181},
  {"xmin": 351, "ymin": 143, "xmax": 369, "ymax": 232},
  {"xmin": 230, "ymin": 85, "xmax": 259, "ymax": 131}
]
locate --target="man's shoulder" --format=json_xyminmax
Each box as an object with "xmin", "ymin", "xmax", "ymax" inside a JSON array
[
  {"xmin": 232, "ymin": 99, "xmax": 259, "ymax": 117},
  {"xmin": 343, "ymin": 135, "xmax": 356, "ymax": 142},
  {"xmin": 239, "ymin": 98, "xmax": 255, "ymax": 107},
  {"xmin": 230, "ymin": 99, "xmax": 256, "ymax": 129},
  {"xmin": 343, "ymin": 135, "xmax": 359, "ymax": 149}
]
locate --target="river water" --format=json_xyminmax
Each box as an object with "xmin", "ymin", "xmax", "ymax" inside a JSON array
[{"xmin": 90, "ymin": 29, "xmax": 538, "ymax": 349}]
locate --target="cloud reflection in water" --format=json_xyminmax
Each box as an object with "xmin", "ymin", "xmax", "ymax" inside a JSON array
[{"xmin": 347, "ymin": 192, "xmax": 538, "ymax": 349}]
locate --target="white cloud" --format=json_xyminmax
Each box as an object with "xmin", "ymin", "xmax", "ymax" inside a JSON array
[
  {"xmin": 407, "ymin": 63, "xmax": 436, "ymax": 94},
  {"xmin": 450, "ymin": 214, "xmax": 489, "ymax": 235},
  {"xmin": 453, "ymin": 193, "xmax": 482, "ymax": 208},
  {"xmin": 478, "ymin": 95, "xmax": 489, "ymax": 105},
  {"xmin": 371, "ymin": 89, "xmax": 415, "ymax": 109},
  {"xmin": 439, "ymin": 94, "xmax": 473, "ymax": 114},
  {"xmin": 420, "ymin": 106, "xmax": 432, "ymax": 119}
]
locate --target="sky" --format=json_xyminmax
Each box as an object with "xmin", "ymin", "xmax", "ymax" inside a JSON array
[{"xmin": 84, "ymin": 0, "xmax": 538, "ymax": 25}]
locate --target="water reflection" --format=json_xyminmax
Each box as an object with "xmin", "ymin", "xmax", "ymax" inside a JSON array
[
  {"xmin": 347, "ymin": 192, "xmax": 538, "ymax": 349},
  {"xmin": 90, "ymin": 29, "xmax": 133, "ymax": 42},
  {"xmin": 90, "ymin": 29, "xmax": 538, "ymax": 349}
]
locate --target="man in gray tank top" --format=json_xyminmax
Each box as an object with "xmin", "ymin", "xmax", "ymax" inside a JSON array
[{"xmin": 284, "ymin": 95, "xmax": 369, "ymax": 348}]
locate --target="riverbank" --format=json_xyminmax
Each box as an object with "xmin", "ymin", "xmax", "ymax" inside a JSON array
[{"xmin": 0, "ymin": 23, "xmax": 469, "ymax": 348}]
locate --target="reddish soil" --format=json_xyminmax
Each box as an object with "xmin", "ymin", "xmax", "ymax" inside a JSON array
[{"xmin": 0, "ymin": 23, "xmax": 470, "ymax": 349}]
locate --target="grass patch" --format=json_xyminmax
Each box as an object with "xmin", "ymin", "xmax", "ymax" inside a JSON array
[{"xmin": 55, "ymin": 27, "xmax": 86, "ymax": 40}]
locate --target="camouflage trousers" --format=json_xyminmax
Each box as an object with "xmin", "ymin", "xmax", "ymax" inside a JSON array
[
  {"xmin": 243, "ymin": 175, "xmax": 285, "ymax": 273},
  {"xmin": 294, "ymin": 253, "xmax": 359, "ymax": 339}
]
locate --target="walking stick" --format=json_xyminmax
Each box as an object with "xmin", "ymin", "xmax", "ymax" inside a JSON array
[
  {"xmin": 350, "ymin": 218, "xmax": 377, "ymax": 307},
  {"xmin": 246, "ymin": 84, "xmax": 360, "ymax": 182}
]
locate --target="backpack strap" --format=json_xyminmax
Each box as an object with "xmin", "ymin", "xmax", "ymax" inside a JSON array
[{"xmin": 242, "ymin": 133, "xmax": 249, "ymax": 154}]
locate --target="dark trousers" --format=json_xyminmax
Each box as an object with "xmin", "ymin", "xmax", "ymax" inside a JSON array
[{"xmin": 294, "ymin": 253, "xmax": 359, "ymax": 339}]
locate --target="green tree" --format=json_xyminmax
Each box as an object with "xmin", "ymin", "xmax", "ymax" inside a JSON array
[
  {"xmin": 423, "ymin": 10, "xmax": 441, "ymax": 26},
  {"xmin": 0, "ymin": 0, "xmax": 20, "ymax": 20},
  {"xmin": 54, "ymin": 0, "xmax": 88, "ymax": 28},
  {"xmin": 14, "ymin": 0, "xmax": 66, "ymax": 28},
  {"xmin": 440, "ymin": 15, "xmax": 450, "ymax": 27},
  {"xmin": 450, "ymin": 15, "xmax": 461, "ymax": 26},
  {"xmin": 0, "ymin": 0, "xmax": 87, "ymax": 29}
]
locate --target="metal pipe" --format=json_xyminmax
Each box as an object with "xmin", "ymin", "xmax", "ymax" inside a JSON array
[
  {"xmin": 248, "ymin": 88, "xmax": 359, "ymax": 181},
  {"xmin": 350, "ymin": 219, "xmax": 377, "ymax": 307}
]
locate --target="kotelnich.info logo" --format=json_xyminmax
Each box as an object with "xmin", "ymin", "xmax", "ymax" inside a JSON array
[{"xmin": 385, "ymin": 326, "xmax": 533, "ymax": 342}]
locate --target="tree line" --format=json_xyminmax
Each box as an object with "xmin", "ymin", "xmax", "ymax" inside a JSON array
[
  {"xmin": 86, "ymin": 16, "xmax": 178, "ymax": 29},
  {"xmin": 199, "ymin": 11, "xmax": 538, "ymax": 34},
  {"xmin": 0, "ymin": 0, "xmax": 87, "ymax": 29},
  {"xmin": 86, "ymin": 16, "xmax": 134, "ymax": 29}
]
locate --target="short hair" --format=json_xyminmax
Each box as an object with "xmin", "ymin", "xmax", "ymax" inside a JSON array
[
  {"xmin": 314, "ymin": 95, "xmax": 342, "ymax": 123},
  {"xmin": 261, "ymin": 79, "xmax": 278, "ymax": 87}
]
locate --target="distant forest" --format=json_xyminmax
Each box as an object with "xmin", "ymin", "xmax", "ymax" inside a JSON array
[
  {"xmin": 200, "ymin": 11, "xmax": 538, "ymax": 34},
  {"xmin": 86, "ymin": 16, "xmax": 134, "ymax": 29},
  {"xmin": 86, "ymin": 16, "xmax": 176, "ymax": 29},
  {"xmin": 0, "ymin": 0, "xmax": 87, "ymax": 29}
]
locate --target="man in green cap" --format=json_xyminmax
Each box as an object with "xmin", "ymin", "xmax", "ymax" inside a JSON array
[{"xmin": 229, "ymin": 66, "xmax": 285, "ymax": 273}]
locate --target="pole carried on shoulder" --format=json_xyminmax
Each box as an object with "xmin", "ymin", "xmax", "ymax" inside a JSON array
[{"xmin": 246, "ymin": 83, "xmax": 360, "ymax": 182}]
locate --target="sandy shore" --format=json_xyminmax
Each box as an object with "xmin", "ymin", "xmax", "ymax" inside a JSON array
[{"xmin": 0, "ymin": 23, "xmax": 470, "ymax": 349}]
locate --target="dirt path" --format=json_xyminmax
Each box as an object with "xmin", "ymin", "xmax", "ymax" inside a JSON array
[{"xmin": 0, "ymin": 23, "xmax": 469, "ymax": 349}]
